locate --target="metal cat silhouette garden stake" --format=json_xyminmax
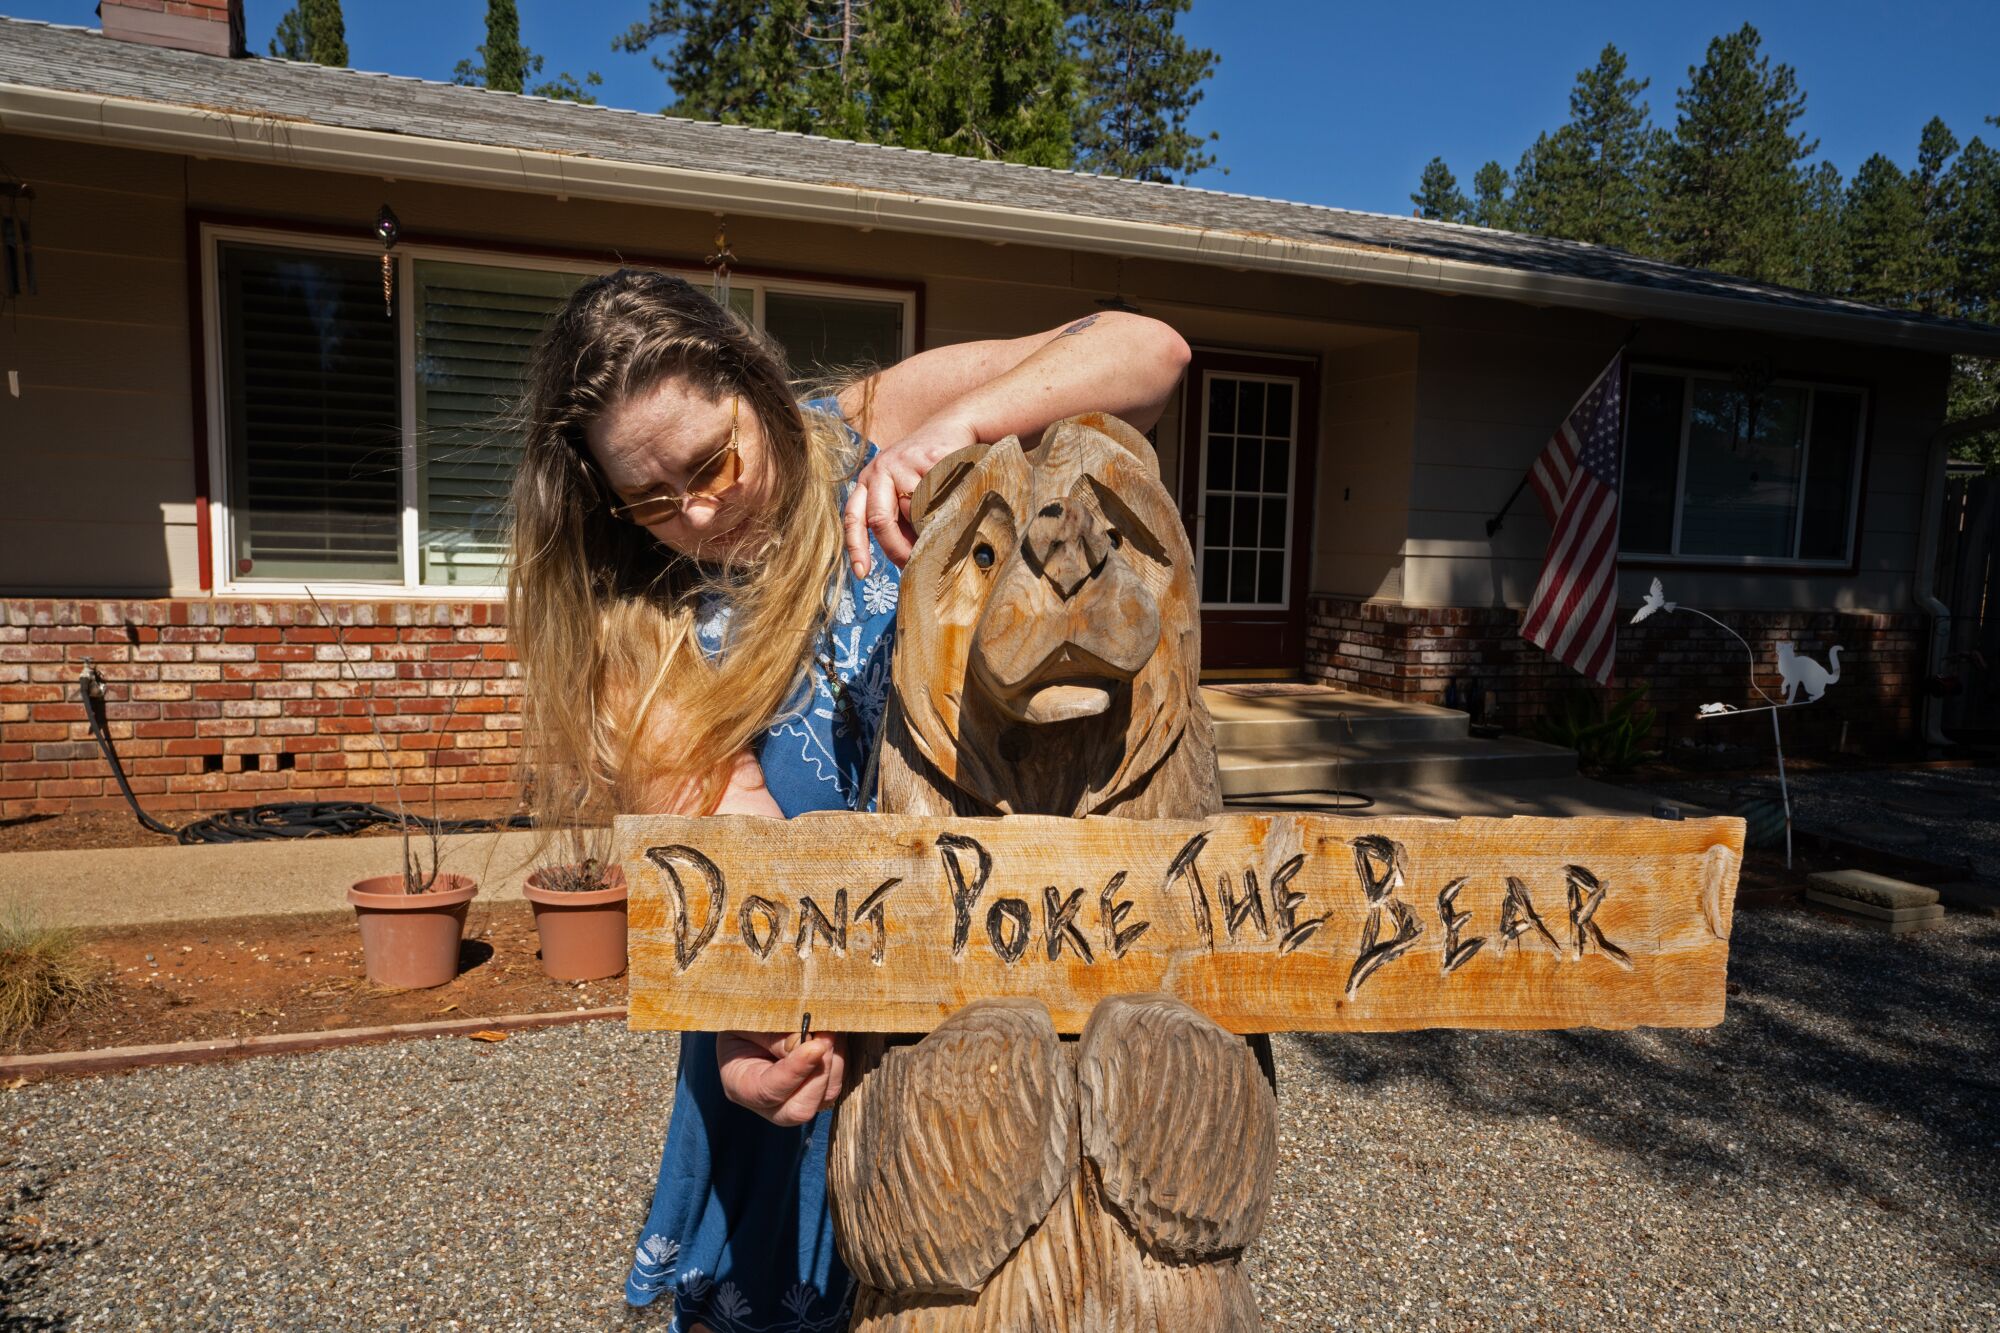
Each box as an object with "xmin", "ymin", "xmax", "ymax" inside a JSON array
[{"xmin": 1634, "ymin": 577, "xmax": 1843, "ymax": 868}]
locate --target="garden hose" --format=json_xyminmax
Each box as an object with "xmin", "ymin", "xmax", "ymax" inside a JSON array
[{"xmin": 77, "ymin": 665, "xmax": 531, "ymax": 845}]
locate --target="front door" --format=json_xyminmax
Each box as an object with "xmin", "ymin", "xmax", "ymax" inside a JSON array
[{"xmin": 1178, "ymin": 349, "xmax": 1320, "ymax": 672}]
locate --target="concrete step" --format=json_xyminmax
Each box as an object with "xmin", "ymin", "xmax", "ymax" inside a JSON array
[
  {"xmin": 1224, "ymin": 775, "xmax": 1667, "ymax": 819},
  {"xmin": 1217, "ymin": 734, "xmax": 1579, "ymax": 797},
  {"xmin": 1203, "ymin": 686, "xmax": 1468, "ymax": 749}
]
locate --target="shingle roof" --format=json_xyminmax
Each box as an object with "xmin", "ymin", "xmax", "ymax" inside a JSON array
[{"xmin": 4, "ymin": 16, "xmax": 1997, "ymax": 356}]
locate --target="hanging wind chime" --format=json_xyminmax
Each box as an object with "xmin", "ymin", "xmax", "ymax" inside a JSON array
[
  {"xmin": 374, "ymin": 205, "xmax": 401, "ymax": 317},
  {"xmin": 705, "ymin": 220, "xmax": 736, "ymax": 308}
]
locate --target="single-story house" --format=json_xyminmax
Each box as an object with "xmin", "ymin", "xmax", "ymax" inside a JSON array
[{"xmin": 5, "ymin": 2, "xmax": 1999, "ymax": 819}]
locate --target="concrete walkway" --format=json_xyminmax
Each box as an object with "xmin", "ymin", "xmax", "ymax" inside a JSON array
[
  {"xmin": 2, "ymin": 829, "xmax": 544, "ymax": 929},
  {"xmin": 3, "ymin": 771, "xmax": 1683, "ymax": 933}
]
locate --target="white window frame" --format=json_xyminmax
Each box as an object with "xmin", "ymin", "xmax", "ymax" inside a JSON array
[
  {"xmin": 1617, "ymin": 361, "xmax": 1869, "ymax": 569},
  {"xmin": 1193, "ymin": 368, "xmax": 1301, "ymax": 612},
  {"xmin": 200, "ymin": 222, "xmax": 918, "ymax": 597}
]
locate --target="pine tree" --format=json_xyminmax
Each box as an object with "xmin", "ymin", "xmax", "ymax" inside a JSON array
[
  {"xmin": 1945, "ymin": 125, "xmax": 2000, "ymax": 463},
  {"xmin": 1843, "ymin": 154, "xmax": 1924, "ymax": 307},
  {"xmin": 1410, "ymin": 157, "xmax": 1468, "ymax": 222},
  {"xmin": 618, "ymin": 0, "xmax": 1075, "ymax": 167},
  {"xmin": 1950, "ymin": 132, "xmax": 2000, "ymax": 324},
  {"xmin": 616, "ymin": 0, "xmax": 768, "ymax": 120},
  {"xmin": 1506, "ymin": 45, "xmax": 1659, "ymax": 251},
  {"xmin": 269, "ymin": 0, "xmax": 347, "ymax": 66},
  {"xmin": 1652, "ymin": 24, "xmax": 1816, "ymax": 283},
  {"xmin": 1909, "ymin": 117, "xmax": 1962, "ymax": 314},
  {"xmin": 1068, "ymin": 0, "xmax": 1219, "ymax": 184},
  {"xmin": 1470, "ymin": 161, "xmax": 1514, "ymax": 230},
  {"xmin": 1794, "ymin": 160, "xmax": 1847, "ymax": 295},
  {"xmin": 857, "ymin": 0, "xmax": 1077, "ymax": 166},
  {"xmin": 458, "ymin": 0, "xmax": 603, "ymax": 103}
]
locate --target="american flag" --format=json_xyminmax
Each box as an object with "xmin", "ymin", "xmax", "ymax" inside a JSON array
[{"xmin": 1519, "ymin": 351, "xmax": 1626, "ymax": 685}]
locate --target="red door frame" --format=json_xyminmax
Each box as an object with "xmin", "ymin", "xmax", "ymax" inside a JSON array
[{"xmin": 1177, "ymin": 348, "xmax": 1322, "ymax": 673}]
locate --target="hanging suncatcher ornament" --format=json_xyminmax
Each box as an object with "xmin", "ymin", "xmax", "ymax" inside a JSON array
[
  {"xmin": 374, "ymin": 205, "xmax": 401, "ymax": 317},
  {"xmin": 705, "ymin": 222, "xmax": 736, "ymax": 308}
]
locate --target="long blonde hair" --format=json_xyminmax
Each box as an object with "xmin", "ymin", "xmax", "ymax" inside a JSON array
[{"xmin": 507, "ymin": 269, "xmax": 876, "ymax": 829}]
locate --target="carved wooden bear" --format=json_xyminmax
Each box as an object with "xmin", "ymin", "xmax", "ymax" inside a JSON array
[{"xmin": 829, "ymin": 413, "xmax": 1279, "ymax": 1330}]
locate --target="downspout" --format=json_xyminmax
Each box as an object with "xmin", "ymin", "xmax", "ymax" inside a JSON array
[{"xmin": 1914, "ymin": 408, "xmax": 2000, "ymax": 749}]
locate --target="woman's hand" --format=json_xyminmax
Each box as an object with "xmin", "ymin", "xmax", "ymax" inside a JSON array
[
  {"xmin": 717, "ymin": 1029, "xmax": 846, "ymax": 1126},
  {"xmin": 843, "ymin": 414, "xmax": 981, "ymax": 575}
]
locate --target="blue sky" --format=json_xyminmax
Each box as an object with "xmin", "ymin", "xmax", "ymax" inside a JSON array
[{"xmin": 11, "ymin": 1, "xmax": 1997, "ymax": 216}]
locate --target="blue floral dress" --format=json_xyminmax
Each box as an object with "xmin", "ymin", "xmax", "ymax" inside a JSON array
[{"xmin": 625, "ymin": 398, "xmax": 900, "ymax": 1330}]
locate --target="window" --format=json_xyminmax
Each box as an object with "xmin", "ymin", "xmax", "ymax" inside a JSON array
[
  {"xmin": 205, "ymin": 227, "xmax": 915, "ymax": 592},
  {"xmin": 1618, "ymin": 366, "xmax": 1866, "ymax": 566},
  {"xmin": 219, "ymin": 244, "xmax": 403, "ymax": 583}
]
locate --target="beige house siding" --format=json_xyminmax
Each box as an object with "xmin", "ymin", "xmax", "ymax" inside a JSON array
[
  {"xmin": 1, "ymin": 132, "xmax": 1954, "ymax": 623},
  {"xmin": 1403, "ymin": 310, "xmax": 1949, "ymax": 612},
  {"xmin": 2, "ymin": 137, "xmax": 197, "ymax": 595}
]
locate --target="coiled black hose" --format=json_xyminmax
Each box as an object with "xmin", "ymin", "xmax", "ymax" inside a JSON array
[{"xmin": 78, "ymin": 666, "xmax": 531, "ymax": 845}]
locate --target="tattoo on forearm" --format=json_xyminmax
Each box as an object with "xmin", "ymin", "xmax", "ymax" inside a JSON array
[{"xmin": 1055, "ymin": 314, "xmax": 1100, "ymax": 339}]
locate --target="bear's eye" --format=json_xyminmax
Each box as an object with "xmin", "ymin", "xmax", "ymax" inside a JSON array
[
  {"xmin": 973, "ymin": 543, "xmax": 995, "ymax": 569},
  {"xmin": 1108, "ymin": 529, "xmax": 1123, "ymax": 549}
]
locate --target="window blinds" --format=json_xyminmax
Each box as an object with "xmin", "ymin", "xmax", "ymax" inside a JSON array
[
  {"xmin": 415, "ymin": 261, "xmax": 587, "ymax": 585},
  {"xmin": 220, "ymin": 245, "xmax": 402, "ymax": 581}
]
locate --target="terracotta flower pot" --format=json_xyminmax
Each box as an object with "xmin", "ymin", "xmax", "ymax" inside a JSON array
[
  {"xmin": 346, "ymin": 873, "xmax": 479, "ymax": 989},
  {"xmin": 522, "ymin": 865, "xmax": 629, "ymax": 981}
]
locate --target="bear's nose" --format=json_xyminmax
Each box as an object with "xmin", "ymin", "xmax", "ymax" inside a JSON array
[{"xmin": 1022, "ymin": 495, "xmax": 1111, "ymax": 601}]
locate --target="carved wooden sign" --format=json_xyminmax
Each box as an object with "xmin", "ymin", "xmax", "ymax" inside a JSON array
[{"xmin": 617, "ymin": 810, "xmax": 1743, "ymax": 1035}]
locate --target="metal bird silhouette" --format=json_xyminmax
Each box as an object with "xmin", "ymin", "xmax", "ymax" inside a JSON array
[{"xmin": 1631, "ymin": 577, "xmax": 1676, "ymax": 624}]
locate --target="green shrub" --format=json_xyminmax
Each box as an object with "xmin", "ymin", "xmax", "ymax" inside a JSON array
[{"xmin": 1534, "ymin": 684, "xmax": 1660, "ymax": 773}]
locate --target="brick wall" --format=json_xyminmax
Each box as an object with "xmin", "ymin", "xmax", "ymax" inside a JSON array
[
  {"xmin": 1304, "ymin": 593, "xmax": 1926, "ymax": 757},
  {"xmin": 0, "ymin": 599, "xmax": 521, "ymax": 821}
]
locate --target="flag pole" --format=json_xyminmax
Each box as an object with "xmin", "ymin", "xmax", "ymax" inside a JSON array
[{"xmin": 1483, "ymin": 325, "xmax": 1640, "ymax": 539}]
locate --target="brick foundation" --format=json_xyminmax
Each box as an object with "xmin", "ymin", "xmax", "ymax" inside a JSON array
[
  {"xmin": 1304, "ymin": 593, "xmax": 1926, "ymax": 757},
  {"xmin": 0, "ymin": 599, "xmax": 520, "ymax": 821}
]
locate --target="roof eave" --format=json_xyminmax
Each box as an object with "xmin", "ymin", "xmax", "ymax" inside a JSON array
[{"xmin": 8, "ymin": 82, "xmax": 1998, "ymax": 359}]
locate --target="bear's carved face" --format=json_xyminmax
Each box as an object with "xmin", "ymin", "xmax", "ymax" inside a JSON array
[{"xmin": 893, "ymin": 412, "xmax": 1208, "ymax": 816}]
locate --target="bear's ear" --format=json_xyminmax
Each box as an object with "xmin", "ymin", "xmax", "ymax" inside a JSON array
[
  {"xmin": 1039, "ymin": 412, "xmax": 1160, "ymax": 479},
  {"xmin": 910, "ymin": 441, "xmax": 995, "ymax": 535}
]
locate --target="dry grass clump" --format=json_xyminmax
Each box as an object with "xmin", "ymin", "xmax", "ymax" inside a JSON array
[{"xmin": 0, "ymin": 912, "xmax": 102, "ymax": 1047}]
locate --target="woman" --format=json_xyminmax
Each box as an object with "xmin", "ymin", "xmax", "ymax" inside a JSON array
[{"xmin": 507, "ymin": 268, "xmax": 1188, "ymax": 1331}]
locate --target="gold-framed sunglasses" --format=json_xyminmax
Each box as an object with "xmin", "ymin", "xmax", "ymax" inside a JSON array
[{"xmin": 607, "ymin": 395, "xmax": 744, "ymax": 526}]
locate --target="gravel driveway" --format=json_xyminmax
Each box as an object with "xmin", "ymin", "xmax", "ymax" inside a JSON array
[
  {"xmin": 5, "ymin": 906, "xmax": 1997, "ymax": 1330},
  {"xmin": 1655, "ymin": 765, "xmax": 2000, "ymax": 880}
]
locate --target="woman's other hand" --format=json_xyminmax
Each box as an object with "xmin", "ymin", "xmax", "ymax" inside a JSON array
[
  {"xmin": 836, "ymin": 311, "xmax": 1189, "ymax": 578},
  {"xmin": 843, "ymin": 414, "xmax": 980, "ymax": 575},
  {"xmin": 717, "ymin": 1030, "xmax": 846, "ymax": 1126}
]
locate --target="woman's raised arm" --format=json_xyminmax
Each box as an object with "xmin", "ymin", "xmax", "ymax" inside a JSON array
[{"xmin": 840, "ymin": 312, "xmax": 1190, "ymax": 574}]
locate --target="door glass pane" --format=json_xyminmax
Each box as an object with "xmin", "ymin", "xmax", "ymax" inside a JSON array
[
  {"xmin": 1680, "ymin": 381, "xmax": 1808, "ymax": 558},
  {"xmin": 1261, "ymin": 497, "xmax": 1287, "ymax": 546},
  {"xmin": 1198, "ymin": 374, "xmax": 1299, "ymax": 608},
  {"xmin": 1232, "ymin": 495, "xmax": 1258, "ymax": 545},
  {"xmin": 1205, "ymin": 437, "xmax": 1233, "ymax": 491},
  {"xmin": 1202, "ymin": 549, "xmax": 1228, "ymax": 601},
  {"xmin": 1234, "ymin": 445, "xmax": 1260, "ymax": 490},
  {"xmin": 1265, "ymin": 382, "xmax": 1293, "ymax": 435},
  {"xmin": 1207, "ymin": 379, "xmax": 1235, "ymax": 432},
  {"xmin": 415, "ymin": 261, "xmax": 588, "ymax": 586},
  {"xmin": 763, "ymin": 291, "xmax": 903, "ymax": 379},
  {"xmin": 1236, "ymin": 381, "xmax": 1265, "ymax": 434},
  {"xmin": 1266, "ymin": 439, "xmax": 1290, "ymax": 489},
  {"xmin": 220, "ymin": 244, "xmax": 401, "ymax": 582},
  {"xmin": 1229, "ymin": 552, "xmax": 1256, "ymax": 601},
  {"xmin": 1258, "ymin": 552, "xmax": 1284, "ymax": 603}
]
